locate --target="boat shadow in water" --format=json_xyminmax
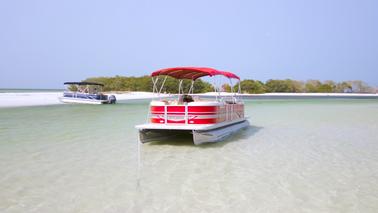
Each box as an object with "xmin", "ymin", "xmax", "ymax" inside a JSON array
[{"xmin": 147, "ymin": 125, "xmax": 263, "ymax": 148}]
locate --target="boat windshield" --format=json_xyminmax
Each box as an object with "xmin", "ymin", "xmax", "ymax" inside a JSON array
[{"xmin": 64, "ymin": 83, "xmax": 103, "ymax": 94}]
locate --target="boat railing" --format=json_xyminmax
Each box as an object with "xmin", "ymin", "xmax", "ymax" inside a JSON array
[
  {"xmin": 164, "ymin": 105, "xmax": 168, "ymax": 124},
  {"xmin": 63, "ymin": 91, "xmax": 108, "ymax": 100},
  {"xmin": 149, "ymin": 101, "xmax": 243, "ymax": 125},
  {"xmin": 159, "ymin": 103, "xmax": 190, "ymax": 124}
]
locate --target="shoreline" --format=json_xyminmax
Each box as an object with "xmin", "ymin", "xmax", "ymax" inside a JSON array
[
  {"xmin": 0, "ymin": 92, "xmax": 168, "ymax": 108},
  {"xmin": 200, "ymin": 92, "xmax": 378, "ymax": 99},
  {"xmin": 0, "ymin": 92, "xmax": 377, "ymax": 108}
]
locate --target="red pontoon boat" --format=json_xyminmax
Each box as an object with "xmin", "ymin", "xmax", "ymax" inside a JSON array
[{"xmin": 135, "ymin": 67, "xmax": 249, "ymax": 145}]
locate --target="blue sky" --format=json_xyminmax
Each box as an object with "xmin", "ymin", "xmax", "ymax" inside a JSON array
[{"xmin": 0, "ymin": 0, "xmax": 377, "ymax": 88}]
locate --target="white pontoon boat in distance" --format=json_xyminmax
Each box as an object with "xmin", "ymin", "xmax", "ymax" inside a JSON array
[
  {"xmin": 135, "ymin": 67, "xmax": 249, "ymax": 145},
  {"xmin": 59, "ymin": 82, "xmax": 116, "ymax": 104}
]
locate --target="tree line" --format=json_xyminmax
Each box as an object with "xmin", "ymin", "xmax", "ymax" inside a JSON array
[
  {"xmin": 84, "ymin": 75, "xmax": 213, "ymax": 93},
  {"xmin": 232, "ymin": 79, "xmax": 375, "ymax": 94},
  {"xmin": 84, "ymin": 76, "xmax": 376, "ymax": 94}
]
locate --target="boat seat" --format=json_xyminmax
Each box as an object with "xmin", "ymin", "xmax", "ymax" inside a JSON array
[{"xmin": 182, "ymin": 95, "xmax": 194, "ymax": 103}]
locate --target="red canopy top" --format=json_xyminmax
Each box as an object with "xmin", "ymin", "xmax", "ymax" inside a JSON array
[
  {"xmin": 151, "ymin": 67, "xmax": 240, "ymax": 80},
  {"xmin": 220, "ymin": 71, "xmax": 240, "ymax": 80}
]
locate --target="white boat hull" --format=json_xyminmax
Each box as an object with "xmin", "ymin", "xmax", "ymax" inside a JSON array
[
  {"xmin": 59, "ymin": 97, "xmax": 107, "ymax": 104},
  {"xmin": 192, "ymin": 120, "xmax": 249, "ymax": 145},
  {"xmin": 137, "ymin": 119, "xmax": 249, "ymax": 145}
]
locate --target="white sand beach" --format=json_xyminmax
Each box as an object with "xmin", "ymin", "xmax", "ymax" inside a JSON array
[
  {"xmin": 0, "ymin": 91, "xmax": 377, "ymax": 108},
  {"xmin": 0, "ymin": 92, "xmax": 61, "ymax": 108},
  {"xmin": 0, "ymin": 92, "xmax": 169, "ymax": 108}
]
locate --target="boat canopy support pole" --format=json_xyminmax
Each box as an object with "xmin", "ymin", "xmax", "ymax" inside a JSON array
[
  {"xmin": 229, "ymin": 79, "xmax": 234, "ymax": 94},
  {"xmin": 178, "ymin": 79, "xmax": 183, "ymax": 101},
  {"xmin": 229, "ymin": 78, "xmax": 237, "ymax": 101},
  {"xmin": 158, "ymin": 76, "xmax": 168, "ymax": 94},
  {"xmin": 188, "ymin": 80, "xmax": 195, "ymax": 94},
  {"xmin": 152, "ymin": 77, "xmax": 159, "ymax": 94},
  {"xmin": 212, "ymin": 76, "xmax": 218, "ymax": 101}
]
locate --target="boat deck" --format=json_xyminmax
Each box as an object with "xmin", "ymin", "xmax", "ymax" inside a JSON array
[{"xmin": 135, "ymin": 118, "xmax": 247, "ymax": 131}]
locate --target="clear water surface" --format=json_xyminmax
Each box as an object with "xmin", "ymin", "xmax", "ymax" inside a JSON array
[{"xmin": 0, "ymin": 99, "xmax": 377, "ymax": 212}]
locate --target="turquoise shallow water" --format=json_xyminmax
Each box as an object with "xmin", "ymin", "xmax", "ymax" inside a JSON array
[{"xmin": 0, "ymin": 99, "xmax": 378, "ymax": 212}]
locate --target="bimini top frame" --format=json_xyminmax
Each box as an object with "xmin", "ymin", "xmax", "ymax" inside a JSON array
[
  {"xmin": 63, "ymin": 82, "xmax": 104, "ymax": 86},
  {"xmin": 63, "ymin": 81, "xmax": 105, "ymax": 94},
  {"xmin": 151, "ymin": 67, "xmax": 241, "ymax": 97}
]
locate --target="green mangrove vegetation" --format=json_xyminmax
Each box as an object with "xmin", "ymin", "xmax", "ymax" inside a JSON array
[
  {"xmin": 232, "ymin": 79, "xmax": 375, "ymax": 94},
  {"xmin": 83, "ymin": 76, "xmax": 376, "ymax": 94},
  {"xmin": 84, "ymin": 76, "xmax": 213, "ymax": 93}
]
